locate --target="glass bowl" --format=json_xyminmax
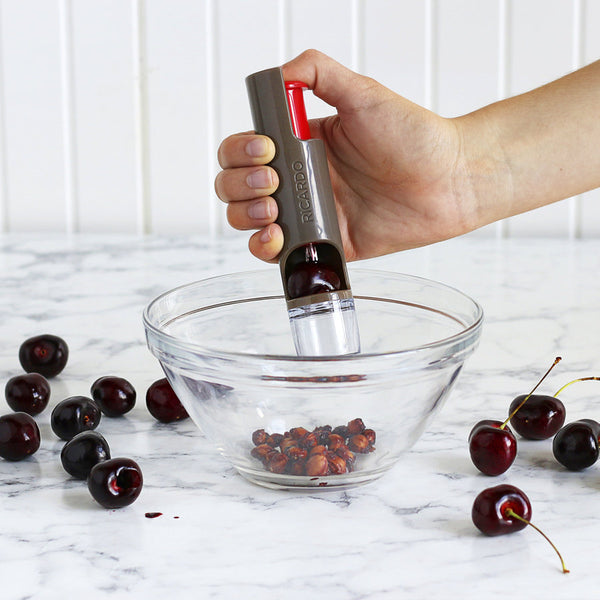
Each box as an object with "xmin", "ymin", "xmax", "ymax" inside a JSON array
[{"xmin": 143, "ymin": 268, "xmax": 483, "ymax": 490}]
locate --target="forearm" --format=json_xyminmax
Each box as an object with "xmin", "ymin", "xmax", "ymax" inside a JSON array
[{"xmin": 456, "ymin": 60, "xmax": 600, "ymax": 228}]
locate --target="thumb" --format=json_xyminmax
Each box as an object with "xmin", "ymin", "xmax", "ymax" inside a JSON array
[{"xmin": 281, "ymin": 49, "xmax": 371, "ymax": 114}]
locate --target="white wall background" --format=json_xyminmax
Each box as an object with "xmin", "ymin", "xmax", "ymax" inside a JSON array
[{"xmin": 0, "ymin": 0, "xmax": 598, "ymax": 237}]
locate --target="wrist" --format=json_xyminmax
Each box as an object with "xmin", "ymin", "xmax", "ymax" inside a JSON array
[{"xmin": 452, "ymin": 110, "xmax": 514, "ymax": 232}]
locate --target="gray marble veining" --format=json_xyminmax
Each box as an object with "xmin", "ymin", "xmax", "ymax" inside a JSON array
[{"xmin": 1, "ymin": 234, "xmax": 599, "ymax": 599}]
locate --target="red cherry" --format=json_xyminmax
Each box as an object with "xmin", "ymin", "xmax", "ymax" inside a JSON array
[
  {"xmin": 19, "ymin": 334, "xmax": 68, "ymax": 378},
  {"xmin": 508, "ymin": 394, "xmax": 566, "ymax": 440},
  {"xmin": 5, "ymin": 373, "xmax": 51, "ymax": 415},
  {"xmin": 0, "ymin": 412, "xmax": 41, "ymax": 461},
  {"xmin": 552, "ymin": 419, "xmax": 600, "ymax": 471},
  {"xmin": 469, "ymin": 357, "xmax": 562, "ymax": 475},
  {"xmin": 472, "ymin": 484, "xmax": 531, "ymax": 536},
  {"xmin": 472, "ymin": 484, "xmax": 569, "ymax": 573},
  {"xmin": 469, "ymin": 420, "xmax": 517, "ymax": 476},
  {"xmin": 87, "ymin": 457, "xmax": 143, "ymax": 509},
  {"xmin": 90, "ymin": 376, "xmax": 136, "ymax": 417},
  {"xmin": 146, "ymin": 378, "xmax": 189, "ymax": 423}
]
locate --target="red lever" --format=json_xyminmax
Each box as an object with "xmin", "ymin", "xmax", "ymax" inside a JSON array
[{"xmin": 285, "ymin": 81, "xmax": 311, "ymax": 140}]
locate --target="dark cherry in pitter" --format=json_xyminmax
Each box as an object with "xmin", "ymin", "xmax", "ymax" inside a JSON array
[
  {"xmin": 91, "ymin": 376, "xmax": 136, "ymax": 417},
  {"xmin": 19, "ymin": 334, "xmax": 68, "ymax": 378},
  {"xmin": 0, "ymin": 412, "xmax": 41, "ymax": 461},
  {"xmin": 87, "ymin": 457, "xmax": 143, "ymax": 509},
  {"xmin": 50, "ymin": 396, "xmax": 101, "ymax": 441},
  {"xmin": 61, "ymin": 431, "xmax": 111, "ymax": 480},
  {"xmin": 5, "ymin": 373, "xmax": 51, "ymax": 415},
  {"xmin": 287, "ymin": 263, "xmax": 341, "ymax": 299}
]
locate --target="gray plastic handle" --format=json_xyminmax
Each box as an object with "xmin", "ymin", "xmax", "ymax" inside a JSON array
[{"xmin": 245, "ymin": 67, "xmax": 352, "ymax": 303}]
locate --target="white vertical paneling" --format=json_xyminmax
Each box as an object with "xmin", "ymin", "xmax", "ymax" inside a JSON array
[
  {"xmin": 424, "ymin": 0, "xmax": 438, "ymax": 111},
  {"xmin": 364, "ymin": 0, "xmax": 428, "ymax": 106},
  {"xmin": 132, "ymin": 0, "xmax": 151, "ymax": 235},
  {"xmin": 288, "ymin": 0, "xmax": 354, "ymax": 121},
  {"xmin": 495, "ymin": 0, "xmax": 510, "ymax": 239},
  {"xmin": 351, "ymin": 0, "xmax": 365, "ymax": 74},
  {"xmin": 505, "ymin": 0, "xmax": 575, "ymax": 238},
  {"xmin": 437, "ymin": 0, "xmax": 500, "ymax": 117},
  {"xmin": 205, "ymin": 0, "xmax": 219, "ymax": 235},
  {"xmin": 71, "ymin": 0, "xmax": 138, "ymax": 233},
  {"xmin": 579, "ymin": 0, "xmax": 600, "ymax": 238},
  {"xmin": 217, "ymin": 0, "xmax": 280, "ymax": 137},
  {"xmin": 1, "ymin": 0, "xmax": 66, "ymax": 231},
  {"xmin": 58, "ymin": 0, "xmax": 77, "ymax": 234},
  {"xmin": 0, "ymin": 1, "xmax": 8, "ymax": 232},
  {"xmin": 0, "ymin": 0, "xmax": 597, "ymax": 238},
  {"xmin": 215, "ymin": 0, "xmax": 280, "ymax": 234},
  {"xmin": 437, "ymin": 1, "xmax": 501, "ymax": 240},
  {"xmin": 144, "ymin": 0, "xmax": 209, "ymax": 234}
]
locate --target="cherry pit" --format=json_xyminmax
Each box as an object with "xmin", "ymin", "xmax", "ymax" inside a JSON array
[{"xmin": 251, "ymin": 418, "xmax": 375, "ymax": 477}]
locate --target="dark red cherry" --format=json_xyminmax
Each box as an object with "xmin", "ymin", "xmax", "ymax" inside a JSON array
[
  {"xmin": 552, "ymin": 419, "xmax": 600, "ymax": 471},
  {"xmin": 146, "ymin": 378, "xmax": 188, "ymax": 423},
  {"xmin": 5, "ymin": 373, "xmax": 50, "ymax": 415},
  {"xmin": 508, "ymin": 394, "xmax": 566, "ymax": 440},
  {"xmin": 0, "ymin": 412, "xmax": 41, "ymax": 461},
  {"xmin": 90, "ymin": 376, "xmax": 136, "ymax": 417},
  {"xmin": 61, "ymin": 431, "xmax": 111, "ymax": 480},
  {"xmin": 88, "ymin": 457, "xmax": 143, "ymax": 508},
  {"xmin": 19, "ymin": 334, "xmax": 68, "ymax": 378},
  {"xmin": 287, "ymin": 263, "xmax": 341, "ymax": 299},
  {"xmin": 472, "ymin": 484, "xmax": 531, "ymax": 536},
  {"xmin": 51, "ymin": 396, "xmax": 101, "ymax": 441},
  {"xmin": 472, "ymin": 484, "xmax": 569, "ymax": 573},
  {"xmin": 468, "ymin": 420, "xmax": 517, "ymax": 476}
]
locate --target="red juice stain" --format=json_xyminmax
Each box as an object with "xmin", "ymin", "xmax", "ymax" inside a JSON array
[{"xmin": 145, "ymin": 512, "xmax": 163, "ymax": 519}]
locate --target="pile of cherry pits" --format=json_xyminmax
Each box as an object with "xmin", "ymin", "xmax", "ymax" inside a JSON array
[
  {"xmin": 1, "ymin": 334, "xmax": 189, "ymax": 509},
  {"xmin": 469, "ymin": 356, "xmax": 600, "ymax": 574}
]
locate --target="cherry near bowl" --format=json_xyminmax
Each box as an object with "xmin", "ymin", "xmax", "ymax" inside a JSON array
[{"xmin": 143, "ymin": 268, "xmax": 483, "ymax": 490}]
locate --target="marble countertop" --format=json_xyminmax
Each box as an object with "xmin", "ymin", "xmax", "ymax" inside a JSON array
[{"xmin": 1, "ymin": 234, "xmax": 599, "ymax": 599}]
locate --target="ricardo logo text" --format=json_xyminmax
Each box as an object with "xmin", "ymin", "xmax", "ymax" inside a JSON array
[{"xmin": 292, "ymin": 161, "xmax": 313, "ymax": 222}]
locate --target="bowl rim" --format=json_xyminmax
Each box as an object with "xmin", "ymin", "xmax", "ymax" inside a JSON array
[{"xmin": 142, "ymin": 267, "xmax": 484, "ymax": 364}]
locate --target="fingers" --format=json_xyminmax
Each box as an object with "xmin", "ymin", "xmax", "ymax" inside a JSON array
[
  {"xmin": 215, "ymin": 164, "xmax": 278, "ymax": 203},
  {"xmin": 215, "ymin": 131, "xmax": 282, "ymax": 262},
  {"xmin": 226, "ymin": 196, "xmax": 278, "ymax": 230},
  {"xmin": 248, "ymin": 223, "xmax": 284, "ymax": 263},
  {"xmin": 217, "ymin": 132, "xmax": 275, "ymax": 169}
]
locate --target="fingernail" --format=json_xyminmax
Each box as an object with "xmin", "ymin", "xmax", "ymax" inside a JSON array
[
  {"xmin": 259, "ymin": 226, "xmax": 272, "ymax": 243},
  {"xmin": 246, "ymin": 169, "xmax": 272, "ymax": 189},
  {"xmin": 248, "ymin": 200, "xmax": 271, "ymax": 220},
  {"xmin": 245, "ymin": 138, "xmax": 268, "ymax": 157}
]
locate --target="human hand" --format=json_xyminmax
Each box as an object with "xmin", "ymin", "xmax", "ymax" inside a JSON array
[{"xmin": 215, "ymin": 50, "xmax": 481, "ymax": 262}]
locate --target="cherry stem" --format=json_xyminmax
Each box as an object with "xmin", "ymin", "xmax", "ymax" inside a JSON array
[
  {"xmin": 504, "ymin": 508, "xmax": 569, "ymax": 574},
  {"xmin": 500, "ymin": 357, "xmax": 562, "ymax": 430},
  {"xmin": 554, "ymin": 376, "xmax": 600, "ymax": 397}
]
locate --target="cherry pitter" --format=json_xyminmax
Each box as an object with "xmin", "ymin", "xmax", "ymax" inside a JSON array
[{"xmin": 246, "ymin": 66, "xmax": 361, "ymax": 357}]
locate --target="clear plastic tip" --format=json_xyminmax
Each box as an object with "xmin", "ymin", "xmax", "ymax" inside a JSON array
[{"xmin": 288, "ymin": 296, "xmax": 360, "ymax": 357}]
